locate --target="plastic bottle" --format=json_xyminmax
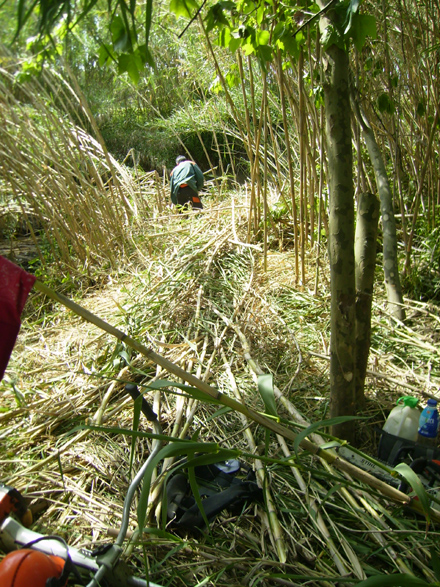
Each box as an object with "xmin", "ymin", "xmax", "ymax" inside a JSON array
[
  {"xmin": 417, "ymin": 399, "xmax": 440, "ymax": 446},
  {"xmin": 382, "ymin": 396, "xmax": 420, "ymax": 441}
]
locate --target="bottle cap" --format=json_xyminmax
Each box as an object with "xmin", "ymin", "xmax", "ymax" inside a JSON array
[
  {"xmin": 427, "ymin": 398, "xmax": 438, "ymax": 407},
  {"xmin": 397, "ymin": 396, "xmax": 419, "ymax": 408}
]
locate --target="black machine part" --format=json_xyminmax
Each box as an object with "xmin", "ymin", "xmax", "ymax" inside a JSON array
[{"xmin": 165, "ymin": 459, "xmax": 263, "ymax": 533}]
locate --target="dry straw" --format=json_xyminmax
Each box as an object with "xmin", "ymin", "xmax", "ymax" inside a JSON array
[
  {"xmin": 1, "ymin": 57, "xmax": 440, "ymax": 587},
  {"xmin": 4, "ymin": 225, "xmax": 440, "ymax": 585}
]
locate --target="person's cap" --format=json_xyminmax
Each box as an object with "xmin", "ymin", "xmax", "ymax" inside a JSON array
[{"xmin": 176, "ymin": 155, "xmax": 186, "ymax": 165}]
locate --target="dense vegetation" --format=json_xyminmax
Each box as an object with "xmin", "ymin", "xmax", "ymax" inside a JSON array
[
  {"xmin": 0, "ymin": 0, "xmax": 440, "ymax": 585},
  {"xmin": 2, "ymin": 0, "xmax": 439, "ymax": 291}
]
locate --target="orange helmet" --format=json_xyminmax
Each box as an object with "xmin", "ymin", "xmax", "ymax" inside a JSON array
[{"xmin": 0, "ymin": 549, "xmax": 67, "ymax": 587}]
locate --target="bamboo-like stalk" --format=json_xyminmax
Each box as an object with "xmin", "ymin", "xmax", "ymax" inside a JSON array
[
  {"xmin": 33, "ymin": 276, "xmax": 440, "ymax": 519},
  {"xmin": 0, "ymin": 65, "xmax": 146, "ymax": 272},
  {"xmin": 306, "ymin": 33, "xmax": 317, "ymax": 249},
  {"xmin": 247, "ymin": 56, "xmax": 263, "ymax": 232},
  {"xmin": 62, "ymin": 65, "xmax": 135, "ymax": 217},
  {"xmin": 298, "ymin": 48, "xmax": 306, "ymax": 286},
  {"xmin": 197, "ymin": 17, "xmax": 247, "ymax": 155},
  {"xmin": 404, "ymin": 100, "xmax": 440, "ymax": 273},
  {"xmin": 275, "ymin": 434, "xmax": 353, "ymax": 576},
  {"xmin": 357, "ymin": 494, "xmax": 429, "ymax": 576},
  {"xmin": 275, "ymin": 48, "xmax": 299, "ymax": 282},
  {"xmin": 220, "ymin": 349, "xmax": 288, "ymax": 564},
  {"xmin": 236, "ymin": 51, "xmax": 257, "ymax": 235},
  {"xmin": 262, "ymin": 71, "xmax": 268, "ymax": 273},
  {"xmin": 314, "ymin": 96, "xmax": 325, "ymax": 296},
  {"xmin": 3, "ymin": 193, "xmax": 440, "ymax": 584}
]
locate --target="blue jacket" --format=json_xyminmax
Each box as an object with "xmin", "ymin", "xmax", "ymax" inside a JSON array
[{"xmin": 170, "ymin": 160, "xmax": 204, "ymax": 204}]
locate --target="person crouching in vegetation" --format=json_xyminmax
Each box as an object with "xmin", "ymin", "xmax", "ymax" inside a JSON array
[{"xmin": 170, "ymin": 155, "xmax": 204, "ymax": 212}]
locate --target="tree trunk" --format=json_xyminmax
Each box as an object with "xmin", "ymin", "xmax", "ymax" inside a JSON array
[
  {"xmin": 355, "ymin": 192, "xmax": 380, "ymax": 406},
  {"xmin": 320, "ymin": 25, "xmax": 356, "ymax": 442},
  {"xmin": 350, "ymin": 92, "xmax": 405, "ymax": 322}
]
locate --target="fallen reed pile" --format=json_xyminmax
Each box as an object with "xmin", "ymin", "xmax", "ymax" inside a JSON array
[
  {"xmin": 2, "ymin": 191, "xmax": 440, "ymax": 586},
  {"xmin": 1, "ymin": 49, "xmax": 440, "ymax": 585}
]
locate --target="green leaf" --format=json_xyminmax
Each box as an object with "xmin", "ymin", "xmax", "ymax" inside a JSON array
[
  {"xmin": 184, "ymin": 450, "xmax": 239, "ymax": 469},
  {"xmin": 321, "ymin": 23, "xmax": 344, "ymax": 51},
  {"xmin": 74, "ymin": 424, "xmax": 170, "ymax": 443},
  {"xmin": 430, "ymin": 546, "xmax": 440, "ymax": 581},
  {"xmin": 205, "ymin": 3, "xmax": 231, "ymax": 32},
  {"xmin": 98, "ymin": 44, "xmax": 114, "ymax": 67},
  {"xmin": 281, "ymin": 34, "xmax": 301, "ymax": 60},
  {"xmin": 256, "ymin": 4, "xmax": 265, "ymax": 25},
  {"xmin": 216, "ymin": 27, "xmax": 231, "ymax": 47},
  {"xmin": 111, "ymin": 15, "xmax": 130, "ymax": 52},
  {"xmin": 355, "ymin": 573, "xmax": 430, "ymax": 586},
  {"xmin": 209, "ymin": 77, "xmax": 222, "ymax": 94},
  {"xmin": 348, "ymin": 0, "xmax": 361, "ymax": 13},
  {"xmin": 293, "ymin": 416, "xmax": 361, "ymax": 454},
  {"xmin": 394, "ymin": 462, "xmax": 431, "ymax": 522},
  {"xmin": 225, "ymin": 71, "xmax": 240, "ymax": 87},
  {"xmin": 119, "ymin": 350, "xmax": 131, "ymax": 363},
  {"xmin": 319, "ymin": 440, "xmax": 343, "ymax": 450},
  {"xmin": 140, "ymin": 527, "xmax": 184, "ymax": 541},
  {"xmin": 187, "ymin": 457, "xmax": 211, "ymax": 531},
  {"xmin": 319, "ymin": 483, "xmax": 343, "ymax": 508},
  {"xmin": 205, "ymin": 406, "xmax": 233, "ymax": 421},
  {"xmin": 358, "ymin": 14, "xmax": 377, "ymax": 39},
  {"xmin": 149, "ymin": 542, "xmax": 187, "ymax": 574},
  {"xmin": 145, "ymin": 0, "xmax": 153, "ymax": 46},
  {"xmin": 138, "ymin": 43, "xmax": 155, "ymax": 68},
  {"xmin": 349, "ymin": 13, "xmax": 377, "ymax": 52},
  {"xmin": 257, "ymin": 374, "xmax": 278, "ymax": 417},
  {"xmin": 118, "ymin": 53, "xmax": 141, "ymax": 84},
  {"xmin": 257, "ymin": 44, "xmax": 273, "ymax": 63},
  {"xmin": 228, "ymin": 35, "xmax": 242, "ymax": 53},
  {"xmin": 237, "ymin": 0, "xmax": 255, "ymax": 15},
  {"xmin": 139, "ymin": 379, "xmax": 224, "ymax": 405},
  {"xmin": 343, "ymin": 0, "xmax": 361, "ymax": 35},
  {"xmin": 129, "ymin": 393, "xmax": 143, "ymax": 475},
  {"xmin": 377, "ymin": 92, "xmax": 395, "ymax": 115},
  {"xmin": 256, "ymin": 29, "xmax": 270, "ymax": 46},
  {"xmin": 169, "ymin": 0, "xmax": 199, "ymax": 18},
  {"xmin": 416, "ymin": 101, "xmax": 426, "ymax": 117},
  {"xmin": 16, "ymin": 0, "xmax": 29, "ymax": 36},
  {"xmin": 167, "ymin": 449, "xmax": 239, "ymax": 532}
]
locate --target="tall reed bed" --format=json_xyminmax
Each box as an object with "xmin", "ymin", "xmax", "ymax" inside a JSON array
[{"xmin": 0, "ymin": 61, "xmax": 165, "ymax": 278}]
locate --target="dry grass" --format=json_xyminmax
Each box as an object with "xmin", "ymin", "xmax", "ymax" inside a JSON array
[
  {"xmin": 1, "ymin": 56, "xmax": 440, "ymax": 587},
  {"xmin": 2, "ymin": 191, "xmax": 440, "ymax": 586}
]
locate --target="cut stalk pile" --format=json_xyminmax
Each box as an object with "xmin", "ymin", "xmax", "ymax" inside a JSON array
[
  {"xmin": 2, "ymin": 203, "xmax": 440, "ymax": 585},
  {"xmin": 1, "ymin": 61, "xmax": 440, "ymax": 587}
]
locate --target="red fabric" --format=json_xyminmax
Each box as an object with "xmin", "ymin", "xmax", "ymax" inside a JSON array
[{"xmin": 0, "ymin": 256, "xmax": 36, "ymax": 380}]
